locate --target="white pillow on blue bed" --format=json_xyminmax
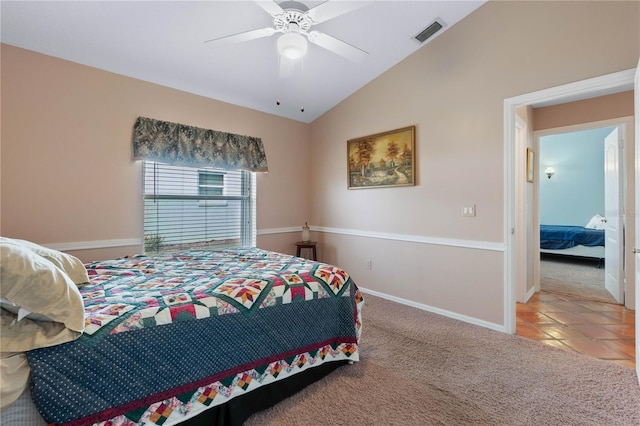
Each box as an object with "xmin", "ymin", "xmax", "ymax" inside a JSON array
[{"xmin": 585, "ymin": 214, "xmax": 606, "ymax": 230}]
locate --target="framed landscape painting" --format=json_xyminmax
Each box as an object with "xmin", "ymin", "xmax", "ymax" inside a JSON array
[{"xmin": 347, "ymin": 126, "xmax": 415, "ymax": 189}]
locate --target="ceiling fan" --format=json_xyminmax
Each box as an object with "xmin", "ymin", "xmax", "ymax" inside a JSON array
[{"xmin": 204, "ymin": 1, "xmax": 371, "ymax": 64}]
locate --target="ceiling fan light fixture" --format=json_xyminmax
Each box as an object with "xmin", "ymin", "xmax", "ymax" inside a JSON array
[{"xmin": 277, "ymin": 32, "xmax": 308, "ymax": 59}]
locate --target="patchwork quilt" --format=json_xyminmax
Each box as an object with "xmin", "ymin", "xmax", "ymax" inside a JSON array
[{"xmin": 27, "ymin": 248, "xmax": 363, "ymax": 426}]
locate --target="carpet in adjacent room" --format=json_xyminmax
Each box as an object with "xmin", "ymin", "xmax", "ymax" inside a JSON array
[{"xmin": 540, "ymin": 255, "xmax": 616, "ymax": 304}]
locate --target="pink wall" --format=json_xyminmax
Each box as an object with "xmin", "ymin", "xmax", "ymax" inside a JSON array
[{"xmin": 1, "ymin": 45, "xmax": 310, "ymax": 260}]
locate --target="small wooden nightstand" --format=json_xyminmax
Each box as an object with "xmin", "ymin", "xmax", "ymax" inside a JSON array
[{"xmin": 295, "ymin": 241, "xmax": 317, "ymax": 261}]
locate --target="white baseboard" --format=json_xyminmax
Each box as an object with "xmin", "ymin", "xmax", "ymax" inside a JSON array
[
  {"xmin": 523, "ymin": 285, "xmax": 537, "ymax": 303},
  {"xmin": 359, "ymin": 287, "xmax": 507, "ymax": 333}
]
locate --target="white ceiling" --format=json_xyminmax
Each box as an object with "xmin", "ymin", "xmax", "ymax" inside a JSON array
[{"xmin": 1, "ymin": 1, "xmax": 486, "ymax": 123}]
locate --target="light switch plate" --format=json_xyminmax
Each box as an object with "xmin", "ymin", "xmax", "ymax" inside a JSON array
[{"xmin": 462, "ymin": 205, "xmax": 476, "ymax": 217}]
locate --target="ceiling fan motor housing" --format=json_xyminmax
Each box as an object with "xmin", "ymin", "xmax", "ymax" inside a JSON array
[{"xmin": 274, "ymin": 10, "xmax": 313, "ymax": 33}]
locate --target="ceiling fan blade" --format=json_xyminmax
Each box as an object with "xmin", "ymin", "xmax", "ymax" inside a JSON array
[
  {"xmin": 204, "ymin": 27, "xmax": 275, "ymax": 48},
  {"xmin": 254, "ymin": 0, "xmax": 284, "ymax": 16},
  {"xmin": 306, "ymin": 1, "xmax": 373, "ymax": 23},
  {"xmin": 278, "ymin": 56, "xmax": 296, "ymax": 78},
  {"xmin": 308, "ymin": 31, "xmax": 368, "ymax": 63}
]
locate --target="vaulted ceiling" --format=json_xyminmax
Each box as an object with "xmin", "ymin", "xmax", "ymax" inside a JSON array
[{"xmin": 1, "ymin": 1, "xmax": 486, "ymax": 123}]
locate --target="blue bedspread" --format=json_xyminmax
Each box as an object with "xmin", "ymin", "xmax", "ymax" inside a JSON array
[
  {"xmin": 540, "ymin": 225, "xmax": 605, "ymax": 249},
  {"xmin": 26, "ymin": 248, "xmax": 363, "ymax": 426}
]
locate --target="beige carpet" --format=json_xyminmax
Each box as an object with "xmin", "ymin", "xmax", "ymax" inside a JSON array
[
  {"xmin": 246, "ymin": 294, "xmax": 640, "ymax": 426},
  {"xmin": 540, "ymin": 255, "xmax": 616, "ymax": 304}
]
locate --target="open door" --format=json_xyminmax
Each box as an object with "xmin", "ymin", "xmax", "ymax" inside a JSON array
[{"xmin": 604, "ymin": 127, "xmax": 624, "ymax": 303}]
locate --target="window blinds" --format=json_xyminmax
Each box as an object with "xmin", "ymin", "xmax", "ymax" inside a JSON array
[{"xmin": 143, "ymin": 161, "xmax": 255, "ymax": 253}]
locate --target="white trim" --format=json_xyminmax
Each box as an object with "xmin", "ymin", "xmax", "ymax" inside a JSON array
[
  {"xmin": 513, "ymin": 68, "xmax": 635, "ymax": 108},
  {"xmin": 360, "ymin": 287, "xmax": 506, "ymax": 333},
  {"xmin": 257, "ymin": 227, "xmax": 300, "ymax": 235},
  {"xmin": 524, "ymin": 284, "xmax": 536, "ymax": 304},
  {"xmin": 257, "ymin": 225, "xmax": 504, "ymax": 252},
  {"xmin": 514, "ymin": 115, "xmax": 527, "ymax": 304},
  {"xmin": 503, "ymin": 98, "xmax": 517, "ymax": 333},
  {"xmin": 46, "ymin": 226, "xmax": 505, "ymax": 255},
  {"xmin": 634, "ymin": 59, "xmax": 639, "ymax": 380},
  {"xmin": 45, "ymin": 238, "xmax": 142, "ymax": 252},
  {"xmin": 504, "ymin": 68, "xmax": 636, "ymax": 336},
  {"xmin": 314, "ymin": 226, "xmax": 504, "ymax": 252}
]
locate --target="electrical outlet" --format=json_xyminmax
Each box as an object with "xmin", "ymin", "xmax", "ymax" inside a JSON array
[{"xmin": 365, "ymin": 259, "xmax": 372, "ymax": 270}]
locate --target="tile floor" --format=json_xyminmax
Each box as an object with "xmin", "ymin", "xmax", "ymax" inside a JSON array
[{"xmin": 516, "ymin": 291, "xmax": 636, "ymax": 369}]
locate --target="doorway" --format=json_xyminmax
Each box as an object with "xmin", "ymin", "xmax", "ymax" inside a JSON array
[
  {"xmin": 518, "ymin": 119, "xmax": 634, "ymax": 369},
  {"xmin": 503, "ymin": 68, "xmax": 638, "ymax": 378},
  {"xmin": 537, "ymin": 125, "xmax": 622, "ymax": 305}
]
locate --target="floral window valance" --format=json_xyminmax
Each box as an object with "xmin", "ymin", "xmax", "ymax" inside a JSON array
[{"xmin": 132, "ymin": 117, "xmax": 268, "ymax": 172}]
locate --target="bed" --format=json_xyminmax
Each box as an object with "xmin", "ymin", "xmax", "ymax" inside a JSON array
[
  {"xmin": 0, "ymin": 237, "xmax": 363, "ymax": 425},
  {"xmin": 540, "ymin": 224, "xmax": 605, "ymax": 266}
]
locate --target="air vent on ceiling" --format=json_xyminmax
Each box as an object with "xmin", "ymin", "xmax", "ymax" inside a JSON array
[{"xmin": 414, "ymin": 20, "xmax": 443, "ymax": 43}]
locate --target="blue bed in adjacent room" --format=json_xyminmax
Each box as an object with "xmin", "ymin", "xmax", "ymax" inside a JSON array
[
  {"xmin": 540, "ymin": 224, "xmax": 605, "ymax": 266},
  {"xmin": 540, "ymin": 225, "xmax": 605, "ymax": 250}
]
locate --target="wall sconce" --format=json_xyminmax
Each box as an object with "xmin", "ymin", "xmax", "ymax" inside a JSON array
[{"xmin": 544, "ymin": 167, "xmax": 555, "ymax": 179}]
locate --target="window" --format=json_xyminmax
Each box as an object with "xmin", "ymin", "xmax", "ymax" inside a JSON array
[
  {"xmin": 198, "ymin": 171, "xmax": 224, "ymax": 196},
  {"xmin": 143, "ymin": 161, "xmax": 255, "ymax": 253}
]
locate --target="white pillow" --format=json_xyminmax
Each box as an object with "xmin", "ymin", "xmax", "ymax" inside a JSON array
[
  {"xmin": 6, "ymin": 238, "xmax": 89, "ymax": 286},
  {"xmin": 585, "ymin": 214, "xmax": 606, "ymax": 230},
  {"xmin": 0, "ymin": 240, "xmax": 85, "ymax": 352}
]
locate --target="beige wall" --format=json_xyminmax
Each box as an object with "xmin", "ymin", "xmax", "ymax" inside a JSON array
[
  {"xmin": 309, "ymin": 0, "xmax": 639, "ymax": 326},
  {"xmin": 533, "ymin": 91, "xmax": 634, "ymax": 131},
  {"xmin": 1, "ymin": 1, "xmax": 638, "ymax": 328},
  {"xmin": 1, "ymin": 45, "xmax": 310, "ymax": 261}
]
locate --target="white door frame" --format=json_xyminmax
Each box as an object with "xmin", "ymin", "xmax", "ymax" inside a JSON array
[
  {"xmin": 514, "ymin": 115, "xmax": 528, "ymax": 303},
  {"xmin": 633, "ymin": 60, "xmax": 639, "ymax": 379},
  {"xmin": 503, "ymin": 68, "xmax": 636, "ymax": 334}
]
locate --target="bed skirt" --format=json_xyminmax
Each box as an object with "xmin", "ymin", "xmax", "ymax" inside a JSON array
[{"xmin": 185, "ymin": 360, "xmax": 348, "ymax": 425}]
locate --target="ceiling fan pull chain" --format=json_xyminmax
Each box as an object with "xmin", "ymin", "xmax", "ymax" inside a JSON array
[
  {"xmin": 300, "ymin": 56, "xmax": 305, "ymax": 113},
  {"xmin": 276, "ymin": 54, "xmax": 281, "ymax": 106}
]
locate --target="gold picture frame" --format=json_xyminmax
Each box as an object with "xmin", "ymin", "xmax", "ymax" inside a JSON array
[
  {"xmin": 347, "ymin": 126, "xmax": 416, "ymax": 189},
  {"xmin": 526, "ymin": 148, "xmax": 534, "ymax": 182}
]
